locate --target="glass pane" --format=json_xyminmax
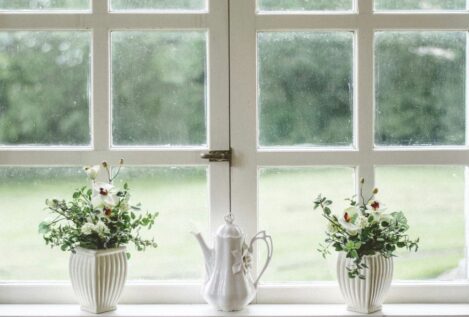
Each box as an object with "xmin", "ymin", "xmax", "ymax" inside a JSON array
[
  {"xmin": 0, "ymin": 32, "xmax": 91, "ymax": 146},
  {"xmin": 258, "ymin": 0, "xmax": 353, "ymax": 11},
  {"xmin": 0, "ymin": 0, "xmax": 89, "ymax": 10},
  {"xmin": 375, "ymin": 0, "xmax": 467, "ymax": 11},
  {"xmin": 376, "ymin": 166, "xmax": 465, "ymax": 280},
  {"xmin": 258, "ymin": 32, "xmax": 353, "ymax": 147},
  {"xmin": 0, "ymin": 166, "xmax": 208, "ymax": 281},
  {"xmin": 259, "ymin": 167, "xmax": 355, "ymax": 282},
  {"xmin": 111, "ymin": 0, "xmax": 206, "ymax": 11},
  {"xmin": 375, "ymin": 32, "xmax": 466, "ymax": 146},
  {"xmin": 0, "ymin": 167, "xmax": 83, "ymax": 280},
  {"xmin": 112, "ymin": 32, "xmax": 207, "ymax": 147},
  {"xmin": 116, "ymin": 167, "xmax": 208, "ymax": 280}
]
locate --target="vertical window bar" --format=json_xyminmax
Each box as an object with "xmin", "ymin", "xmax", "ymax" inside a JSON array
[
  {"xmin": 357, "ymin": 0, "xmax": 375, "ymax": 195},
  {"xmin": 93, "ymin": 0, "xmax": 111, "ymax": 150}
]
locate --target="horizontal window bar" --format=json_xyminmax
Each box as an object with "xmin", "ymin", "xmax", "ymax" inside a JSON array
[
  {"xmin": 256, "ymin": 150, "xmax": 469, "ymax": 166},
  {"xmin": 0, "ymin": 150, "xmax": 207, "ymax": 165},
  {"xmin": 256, "ymin": 14, "xmax": 469, "ymax": 30},
  {"xmin": 0, "ymin": 13, "xmax": 212, "ymax": 29}
]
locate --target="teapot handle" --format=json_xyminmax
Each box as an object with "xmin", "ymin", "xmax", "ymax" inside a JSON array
[{"xmin": 249, "ymin": 231, "xmax": 273, "ymax": 287}]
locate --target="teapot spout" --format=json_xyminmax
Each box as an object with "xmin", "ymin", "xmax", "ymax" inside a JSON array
[{"xmin": 192, "ymin": 232, "xmax": 214, "ymax": 276}]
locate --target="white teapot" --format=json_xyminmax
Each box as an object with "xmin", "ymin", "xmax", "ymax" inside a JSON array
[{"xmin": 193, "ymin": 214, "xmax": 273, "ymax": 311}]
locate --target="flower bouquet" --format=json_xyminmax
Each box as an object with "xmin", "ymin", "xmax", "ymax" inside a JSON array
[
  {"xmin": 39, "ymin": 160, "xmax": 157, "ymax": 313},
  {"xmin": 314, "ymin": 178, "xmax": 419, "ymax": 313}
]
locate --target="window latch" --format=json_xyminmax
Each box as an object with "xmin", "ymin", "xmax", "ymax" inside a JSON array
[{"xmin": 200, "ymin": 149, "xmax": 232, "ymax": 162}]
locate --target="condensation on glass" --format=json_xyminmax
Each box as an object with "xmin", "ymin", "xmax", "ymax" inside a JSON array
[
  {"xmin": 0, "ymin": 0, "xmax": 89, "ymax": 10},
  {"xmin": 112, "ymin": 32, "xmax": 207, "ymax": 147},
  {"xmin": 0, "ymin": 32, "xmax": 91, "ymax": 146},
  {"xmin": 258, "ymin": 32, "xmax": 354, "ymax": 147},
  {"xmin": 375, "ymin": 166, "xmax": 465, "ymax": 281},
  {"xmin": 375, "ymin": 0, "xmax": 467, "ymax": 11},
  {"xmin": 375, "ymin": 32, "xmax": 466, "ymax": 146},
  {"xmin": 257, "ymin": 0, "xmax": 353, "ymax": 11},
  {"xmin": 111, "ymin": 0, "xmax": 206, "ymax": 11},
  {"xmin": 258, "ymin": 167, "xmax": 355, "ymax": 282},
  {"xmin": 0, "ymin": 166, "xmax": 208, "ymax": 281}
]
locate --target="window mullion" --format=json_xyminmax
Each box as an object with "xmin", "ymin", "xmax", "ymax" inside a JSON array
[
  {"xmin": 356, "ymin": 0, "xmax": 375, "ymax": 194},
  {"xmin": 92, "ymin": 1, "xmax": 110, "ymax": 151}
]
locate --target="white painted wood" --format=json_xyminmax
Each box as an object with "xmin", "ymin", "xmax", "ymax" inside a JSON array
[
  {"xmin": 228, "ymin": 0, "xmax": 469, "ymax": 306},
  {"xmin": 92, "ymin": 0, "xmax": 110, "ymax": 151},
  {"xmin": 0, "ymin": 14, "xmax": 211, "ymax": 29},
  {"xmin": 0, "ymin": 0, "xmax": 468, "ymax": 305},
  {"xmin": 229, "ymin": 0, "xmax": 260, "ymax": 295},
  {"xmin": 355, "ymin": 0, "xmax": 375, "ymax": 196},
  {"xmin": 206, "ymin": 0, "xmax": 231, "ymax": 235},
  {"xmin": 0, "ymin": 0, "xmax": 231, "ymax": 305},
  {"xmin": 255, "ymin": 14, "xmax": 469, "ymax": 30},
  {"xmin": 2, "ymin": 282, "xmax": 469, "ymax": 305},
  {"xmin": 1, "ymin": 304, "xmax": 469, "ymax": 317}
]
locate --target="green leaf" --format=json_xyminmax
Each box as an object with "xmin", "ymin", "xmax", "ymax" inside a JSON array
[{"xmin": 38, "ymin": 221, "xmax": 51, "ymax": 234}]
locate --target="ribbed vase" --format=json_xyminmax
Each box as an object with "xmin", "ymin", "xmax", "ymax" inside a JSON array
[
  {"xmin": 69, "ymin": 246, "xmax": 127, "ymax": 314},
  {"xmin": 337, "ymin": 253, "xmax": 393, "ymax": 314}
]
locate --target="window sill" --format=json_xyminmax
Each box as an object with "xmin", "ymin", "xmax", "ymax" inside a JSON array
[{"xmin": 1, "ymin": 305, "xmax": 468, "ymax": 317}]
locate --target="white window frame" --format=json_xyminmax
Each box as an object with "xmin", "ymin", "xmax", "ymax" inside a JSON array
[
  {"xmin": 230, "ymin": 0, "xmax": 469, "ymax": 304},
  {"xmin": 1, "ymin": 0, "xmax": 469, "ymax": 305},
  {"xmin": 0, "ymin": 0, "xmax": 230, "ymax": 304}
]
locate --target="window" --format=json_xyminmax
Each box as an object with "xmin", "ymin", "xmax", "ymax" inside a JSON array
[{"xmin": 1, "ymin": 0, "xmax": 468, "ymax": 304}]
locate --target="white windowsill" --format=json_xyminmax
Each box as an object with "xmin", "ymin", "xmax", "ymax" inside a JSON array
[{"xmin": 1, "ymin": 305, "xmax": 468, "ymax": 317}]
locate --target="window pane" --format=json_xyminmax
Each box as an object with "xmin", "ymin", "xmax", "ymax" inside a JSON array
[
  {"xmin": 375, "ymin": 32, "xmax": 466, "ymax": 146},
  {"xmin": 111, "ymin": 0, "xmax": 206, "ymax": 11},
  {"xmin": 0, "ymin": 32, "xmax": 91, "ymax": 146},
  {"xmin": 375, "ymin": 0, "xmax": 467, "ymax": 11},
  {"xmin": 259, "ymin": 167, "xmax": 355, "ymax": 281},
  {"xmin": 258, "ymin": 32, "xmax": 353, "ymax": 147},
  {"xmin": 0, "ymin": 166, "xmax": 208, "ymax": 281},
  {"xmin": 116, "ymin": 167, "xmax": 208, "ymax": 280},
  {"xmin": 0, "ymin": 0, "xmax": 89, "ymax": 10},
  {"xmin": 376, "ymin": 166, "xmax": 465, "ymax": 280},
  {"xmin": 0, "ymin": 167, "xmax": 83, "ymax": 280},
  {"xmin": 258, "ymin": 0, "xmax": 353, "ymax": 11},
  {"xmin": 112, "ymin": 32, "xmax": 207, "ymax": 147}
]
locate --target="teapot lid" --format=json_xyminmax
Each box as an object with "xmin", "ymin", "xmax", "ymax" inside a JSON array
[{"xmin": 216, "ymin": 213, "xmax": 244, "ymax": 238}]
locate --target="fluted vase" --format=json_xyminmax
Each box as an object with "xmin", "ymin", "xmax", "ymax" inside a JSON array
[
  {"xmin": 69, "ymin": 246, "xmax": 127, "ymax": 314},
  {"xmin": 337, "ymin": 252, "xmax": 393, "ymax": 314}
]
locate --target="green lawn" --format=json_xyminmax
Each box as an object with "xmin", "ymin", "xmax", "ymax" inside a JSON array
[{"xmin": 0, "ymin": 166, "xmax": 465, "ymax": 282}]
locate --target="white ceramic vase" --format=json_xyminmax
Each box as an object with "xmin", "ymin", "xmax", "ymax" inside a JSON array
[
  {"xmin": 69, "ymin": 246, "xmax": 127, "ymax": 314},
  {"xmin": 337, "ymin": 252, "xmax": 393, "ymax": 314}
]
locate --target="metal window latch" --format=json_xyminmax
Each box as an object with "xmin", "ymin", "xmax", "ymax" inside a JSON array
[{"xmin": 200, "ymin": 149, "xmax": 232, "ymax": 162}]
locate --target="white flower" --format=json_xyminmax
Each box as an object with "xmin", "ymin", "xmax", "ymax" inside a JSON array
[
  {"xmin": 81, "ymin": 223, "xmax": 95, "ymax": 235},
  {"xmin": 83, "ymin": 165, "xmax": 100, "ymax": 180},
  {"xmin": 341, "ymin": 221, "xmax": 361, "ymax": 236},
  {"xmin": 379, "ymin": 213, "xmax": 394, "ymax": 226},
  {"xmin": 94, "ymin": 221, "xmax": 110, "ymax": 237},
  {"xmin": 80, "ymin": 221, "xmax": 110, "ymax": 237},
  {"xmin": 91, "ymin": 182, "xmax": 118, "ymax": 208},
  {"xmin": 339, "ymin": 206, "xmax": 363, "ymax": 236},
  {"xmin": 358, "ymin": 215, "xmax": 369, "ymax": 229}
]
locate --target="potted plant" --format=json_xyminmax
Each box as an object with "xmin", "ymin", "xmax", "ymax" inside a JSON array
[
  {"xmin": 39, "ymin": 160, "xmax": 158, "ymax": 314},
  {"xmin": 314, "ymin": 178, "xmax": 419, "ymax": 314}
]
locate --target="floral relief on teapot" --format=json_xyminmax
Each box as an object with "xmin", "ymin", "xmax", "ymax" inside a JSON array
[{"xmin": 193, "ymin": 214, "xmax": 273, "ymax": 311}]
